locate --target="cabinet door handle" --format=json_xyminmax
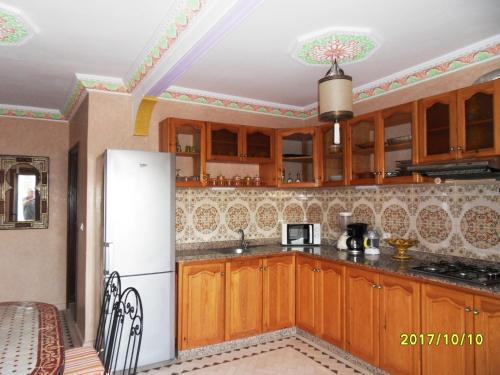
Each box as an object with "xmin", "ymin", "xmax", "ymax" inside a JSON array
[
  {"xmin": 220, "ymin": 272, "xmax": 225, "ymax": 276},
  {"xmin": 465, "ymin": 307, "xmax": 472, "ymax": 312},
  {"xmin": 449, "ymin": 146, "xmax": 455, "ymax": 152},
  {"xmin": 377, "ymin": 285, "xmax": 383, "ymax": 289},
  {"xmin": 372, "ymin": 284, "xmax": 378, "ymax": 288},
  {"xmin": 457, "ymin": 146, "xmax": 463, "ymax": 151},
  {"xmin": 473, "ymin": 309, "xmax": 480, "ymax": 315}
]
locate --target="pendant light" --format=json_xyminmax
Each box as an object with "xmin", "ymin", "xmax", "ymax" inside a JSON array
[{"xmin": 318, "ymin": 58, "xmax": 353, "ymax": 145}]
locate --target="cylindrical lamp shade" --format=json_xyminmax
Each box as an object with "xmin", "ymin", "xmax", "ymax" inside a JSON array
[{"xmin": 318, "ymin": 75, "xmax": 353, "ymax": 122}]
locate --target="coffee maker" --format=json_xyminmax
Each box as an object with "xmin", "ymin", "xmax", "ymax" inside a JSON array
[{"xmin": 346, "ymin": 223, "xmax": 367, "ymax": 255}]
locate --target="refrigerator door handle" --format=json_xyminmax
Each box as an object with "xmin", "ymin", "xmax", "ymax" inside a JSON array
[{"xmin": 104, "ymin": 242, "xmax": 113, "ymax": 275}]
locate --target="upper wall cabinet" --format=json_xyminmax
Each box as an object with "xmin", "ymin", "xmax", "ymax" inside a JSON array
[
  {"xmin": 379, "ymin": 102, "xmax": 420, "ymax": 184},
  {"xmin": 457, "ymin": 80, "xmax": 500, "ymax": 158},
  {"xmin": 207, "ymin": 123, "xmax": 274, "ymax": 164},
  {"xmin": 346, "ymin": 113, "xmax": 379, "ymax": 185},
  {"xmin": 159, "ymin": 118, "xmax": 206, "ymax": 187},
  {"xmin": 276, "ymin": 127, "xmax": 321, "ymax": 188},
  {"xmin": 207, "ymin": 122, "xmax": 242, "ymax": 162},
  {"xmin": 419, "ymin": 79, "xmax": 500, "ymax": 163},
  {"xmin": 321, "ymin": 124, "xmax": 346, "ymax": 187},
  {"xmin": 418, "ymin": 92, "xmax": 457, "ymax": 163}
]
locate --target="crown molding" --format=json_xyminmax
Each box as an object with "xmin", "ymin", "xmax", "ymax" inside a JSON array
[
  {"xmin": 0, "ymin": 104, "xmax": 65, "ymax": 122},
  {"xmin": 161, "ymin": 85, "xmax": 318, "ymax": 119}
]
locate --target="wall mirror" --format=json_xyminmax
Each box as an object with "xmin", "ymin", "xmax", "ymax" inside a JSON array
[{"xmin": 0, "ymin": 155, "xmax": 49, "ymax": 229}]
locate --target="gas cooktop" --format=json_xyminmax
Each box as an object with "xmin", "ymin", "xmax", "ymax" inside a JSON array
[{"xmin": 411, "ymin": 261, "xmax": 500, "ymax": 286}]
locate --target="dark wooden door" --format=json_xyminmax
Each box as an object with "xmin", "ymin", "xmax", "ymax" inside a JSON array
[{"xmin": 66, "ymin": 144, "xmax": 78, "ymax": 317}]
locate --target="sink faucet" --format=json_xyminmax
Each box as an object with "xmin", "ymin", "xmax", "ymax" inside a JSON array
[{"xmin": 237, "ymin": 229, "xmax": 249, "ymax": 250}]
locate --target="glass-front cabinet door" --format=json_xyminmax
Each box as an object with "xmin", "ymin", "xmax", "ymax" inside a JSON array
[
  {"xmin": 457, "ymin": 81, "xmax": 499, "ymax": 158},
  {"xmin": 321, "ymin": 124, "xmax": 345, "ymax": 186},
  {"xmin": 347, "ymin": 113, "xmax": 378, "ymax": 185},
  {"xmin": 243, "ymin": 127, "xmax": 274, "ymax": 163},
  {"xmin": 159, "ymin": 118, "xmax": 206, "ymax": 187},
  {"xmin": 380, "ymin": 102, "xmax": 419, "ymax": 184},
  {"xmin": 419, "ymin": 92, "xmax": 457, "ymax": 163},
  {"xmin": 207, "ymin": 123, "xmax": 241, "ymax": 162},
  {"xmin": 277, "ymin": 127, "xmax": 320, "ymax": 187}
]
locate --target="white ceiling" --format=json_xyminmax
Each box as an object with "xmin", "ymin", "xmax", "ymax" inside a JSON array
[
  {"xmin": 0, "ymin": 0, "xmax": 177, "ymax": 109},
  {"xmin": 174, "ymin": 0, "xmax": 500, "ymax": 107},
  {"xmin": 0, "ymin": 0, "xmax": 499, "ymax": 116}
]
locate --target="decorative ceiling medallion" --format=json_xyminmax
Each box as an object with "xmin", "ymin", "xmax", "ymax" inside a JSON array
[
  {"xmin": 0, "ymin": 7, "xmax": 33, "ymax": 45},
  {"xmin": 293, "ymin": 28, "xmax": 379, "ymax": 66}
]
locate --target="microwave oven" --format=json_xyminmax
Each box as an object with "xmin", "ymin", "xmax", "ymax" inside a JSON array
[{"xmin": 282, "ymin": 223, "xmax": 321, "ymax": 245}]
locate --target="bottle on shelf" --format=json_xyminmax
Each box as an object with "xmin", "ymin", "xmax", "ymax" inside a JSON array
[
  {"xmin": 287, "ymin": 172, "xmax": 293, "ymax": 183},
  {"xmin": 295, "ymin": 173, "xmax": 301, "ymax": 183}
]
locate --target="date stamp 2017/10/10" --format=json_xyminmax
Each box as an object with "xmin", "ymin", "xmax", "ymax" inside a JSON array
[{"xmin": 400, "ymin": 333, "xmax": 483, "ymax": 346}]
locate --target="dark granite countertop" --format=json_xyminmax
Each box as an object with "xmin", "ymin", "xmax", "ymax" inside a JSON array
[{"xmin": 176, "ymin": 244, "xmax": 500, "ymax": 296}]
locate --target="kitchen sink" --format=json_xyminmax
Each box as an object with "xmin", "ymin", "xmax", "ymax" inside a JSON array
[{"xmin": 214, "ymin": 245, "xmax": 264, "ymax": 254}]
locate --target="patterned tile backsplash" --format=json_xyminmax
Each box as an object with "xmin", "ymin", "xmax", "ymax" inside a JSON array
[{"xmin": 175, "ymin": 182, "xmax": 500, "ymax": 261}]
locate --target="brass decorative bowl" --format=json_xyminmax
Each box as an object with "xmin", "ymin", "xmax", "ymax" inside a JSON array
[{"xmin": 387, "ymin": 238, "xmax": 419, "ymax": 260}]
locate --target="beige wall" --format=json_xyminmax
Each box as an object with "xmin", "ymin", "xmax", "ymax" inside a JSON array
[{"xmin": 0, "ymin": 117, "xmax": 68, "ymax": 309}]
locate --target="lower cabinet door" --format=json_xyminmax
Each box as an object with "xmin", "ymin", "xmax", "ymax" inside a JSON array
[
  {"xmin": 474, "ymin": 294, "xmax": 500, "ymax": 375},
  {"xmin": 317, "ymin": 261, "xmax": 345, "ymax": 348},
  {"xmin": 263, "ymin": 255, "xmax": 295, "ymax": 332},
  {"xmin": 180, "ymin": 262, "xmax": 226, "ymax": 349},
  {"xmin": 379, "ymin": 274, "xmax": 421, "ymax": 375},
  {"xmin": 421, "ymin": 284, "xmax": 474, "ymax": 375},
  {"xmin": 346, "ymin": 267, "xmax": 380, "ymax": 366},
  {"xmin": 295, "ymin": 255, "xmax": 317, "ymax": 333},
  {"xmin": 225, "ymin": 258, "xmax": 263, "ymax": 340}
]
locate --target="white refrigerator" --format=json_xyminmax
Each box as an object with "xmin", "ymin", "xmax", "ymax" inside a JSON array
[{"xmin": 103, "ymin": 149, "xmax": 175, "ymax": 367}]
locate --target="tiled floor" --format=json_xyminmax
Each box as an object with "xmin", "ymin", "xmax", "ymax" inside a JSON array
[
  {"xmin": 59, "ymin": 310, "xmax": 75, "ymax": 349},
  {"xmin": 143, "ymin": 336, "xmax": 372, "ymax": 375}
]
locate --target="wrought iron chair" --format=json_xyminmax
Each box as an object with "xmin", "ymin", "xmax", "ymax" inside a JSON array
[
  {"xmin": 95, "ymin": 271, "xmax": 122, "ymax": 362},
  {"xmin": 64, "ymin": 272, "xmax": 121, "ymax": 375},
  {"xmin": 105, "ymin": 287, "xmax": 144, "ymax": 375}
]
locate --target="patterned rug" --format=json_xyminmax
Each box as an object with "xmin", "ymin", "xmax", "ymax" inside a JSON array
[
  {"xmin": 142, "ymin": 336, "xmax": 371, "ymax": 375},
  {"xmin": 0, "ymin": 302, "xmax": 64, "ymax": 375}
]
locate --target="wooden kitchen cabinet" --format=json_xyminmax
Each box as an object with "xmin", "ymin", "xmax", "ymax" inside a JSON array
[
  {"xmin": 379, "ymin": 102, "xmax": 420, "ymax": 184},
  {"xmin": 207, "ymin": 122, "xmax": 274, "ymax": 163},
  {"xmin": 421, "ymin": 284, "xmax": 474, "ymax": 375},
  {"xmin": 473, "ymin": 294, "xmax": 500, "ymax": 375},
  {"xmin": 321, "ymin": 123, "xmax": 346, "ymax": 187},
  {"xmin": 296, "ymin": 255, "xmax": 345, "ymax": 347},
  {"xmin": 263, "ymin": 255, "xmax": 295, "ymax": 332},
  {"xmin": 346, "ymin": 112, "xmax": 379, "ymax": 185},
  {"xmin": 225, "ymin": 257, "xmax": 263, "ymax": 340},
  {"xmin": 243, "ymin": 126, "xmax": 275, "ymax": 163},
  {"xmin": 159, "ymin": 117, "xmax": 206, "ymax": 187},
  {"xmin": 457, "ymin": 80, "xmax": 500, "ymax": 158},
  {"xmin": 178, "ymin": 261, "xmax": 225, "ymax": 349},
  {"xmin": 419, "ymin": 91, "xmax": 458, "ymax": 163},
  {"xmin": 317, "ymin": 260, "xmax": 345, "ymax": 348},
  {"xmin": 379, "ymin": 274, "xmax": 421, "ymax": 375},
  {"xmin": 295, "ymin": 255, "xmax": 317, "ymax": 332},
  {"xmin": 346, "ymin": 267, "xmax": 380, "ymax": 366},
  {"xmin": 277, "ymin": 127, "xmax": 322, "ymax": 187}
]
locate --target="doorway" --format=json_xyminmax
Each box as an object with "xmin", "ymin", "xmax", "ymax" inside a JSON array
[{"xmin": 67, "ymin": 144, "xmax": 78, "ymax": 318}]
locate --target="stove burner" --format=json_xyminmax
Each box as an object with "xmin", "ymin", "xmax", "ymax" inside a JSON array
[{"xmin": 411, "ymin": 261, "xmax": 500, "ymax": 286}]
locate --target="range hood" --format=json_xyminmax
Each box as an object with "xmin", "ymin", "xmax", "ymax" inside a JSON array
[{"xmin": 407, "ymin": 157, "xmax": 500, "ymax": 180}]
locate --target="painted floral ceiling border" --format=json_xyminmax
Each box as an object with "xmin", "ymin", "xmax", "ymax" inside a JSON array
[
  {"xmin": 0, "ymin": 7, "xmax": 32, "ymax": 46},
  {"xmin": 160, "ymin": 89, "xmax": 318, "ymax": 119},
  {"xmin": 293, "ymin": 29, "xmax": 379, "ymax": 66}
]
